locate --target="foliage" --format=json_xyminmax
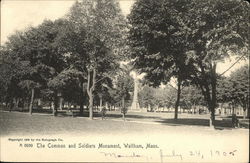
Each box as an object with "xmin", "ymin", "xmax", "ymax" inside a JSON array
[
  {"xmin": 63, "ymin": 0, "xmax": 127, "ymax": 118},
  {"xmin": 138, "ymin": 85, "xmax": 155, "ymax": 109},
  {"xmin": 217, "ymin": 65, "xmax": 249, "ymax": 107},
  {"xmin": 112, "ymin": 64, "xmax": 134, "ymax": 107},
  {"xmin": 128, "ymin": 0, "xmax": 249, "ymax": 126},
  {"xmin": 180, "ymin": 85, "xmax": 205, "ymax": 108}
]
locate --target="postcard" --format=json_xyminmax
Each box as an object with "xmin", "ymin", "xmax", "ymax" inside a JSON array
[{"xmin": 0, "ymin": 0, "xmax": 249, "ymax": 162}]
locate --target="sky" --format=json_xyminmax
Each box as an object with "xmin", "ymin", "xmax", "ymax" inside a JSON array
[
  {"xmin": 1, "ymin": 0, "xmax": 247, "ymax": 77},
  {"xmin": 0, "ymin": 0, "xmax": 134, "ymax": 44}
]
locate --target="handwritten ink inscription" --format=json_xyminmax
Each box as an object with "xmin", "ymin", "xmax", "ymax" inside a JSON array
[
  {"xmin": 100, "ymin": 149, "xmax": 238, "ymax": 162},
  {"xmin": 100, "ymin": 151, "xmax": 146, "ymax": 159},
  {"xmin": 160, "ymin": 149, "xmax": 183, "ymax": 162}
]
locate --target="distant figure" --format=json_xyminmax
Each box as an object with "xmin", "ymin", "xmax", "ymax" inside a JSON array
[
  {"xmin": 101, "ymin": 107, "xmax": 107, "ymax": 120},
  {"xmin": 232, "ymin": 114, "xmax": 239, "ymax": 128},
  {"xmin": 218, "ymin": 108, "xmax": 221, "ymax": 114}
]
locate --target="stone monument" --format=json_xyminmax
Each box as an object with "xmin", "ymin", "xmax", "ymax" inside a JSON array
[{"xmin": 130, "ymin": 72, "xmax": 140, "ymax": 111}]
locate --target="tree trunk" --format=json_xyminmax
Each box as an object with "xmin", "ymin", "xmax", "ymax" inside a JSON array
[
  {"xmin": 243, "ymin": 107, "xmax": 246, "ymax": 119},
  {"xmin": 80, "ymin": 103, "xmax": 84, "ymax": 116},
  {"xmin": 29, "ymin": 88, "xmax": 34, "ymax": 115},
  {"xmin": 9, "ymin": 98, "xmax": 14, "ymax": 112},
  {"xmin": 14, "ymin": 98, "xmax": 20, "ymax": 109},
  {"xmin": 242, "ymin": 98, "xmax": 247, "ymax": 119},
  {"xmin": 53, "ymin": 93, "xmax": 58, "ymax": 116},
  {"xmin": 148, "ymin": 104, "xmax": 151, "ymax": 112},
  {"xmin": 89, "ymin": 94, "xmax": 93, "ymax": 119},
  {"xmin": 174, "ymin": 78, "xmax": 181, "ymax": 120},
  {"xmin": 20, "ymin": 99, "xmax": 24, "ymax": 112},
  {"xmin": 232, "ymin": 102, "xmax": 235, "ymax": 115},
  {"xmin": 209, "ymin": 106, "xmax": 215, "ymax": 127},
  {"xmin": 197, "ymin": 61, "xmax": 215, "ymax": 127},
  {"xmin": 208, "ymin": 64, "xmax": 217, "ymax": 128},
  {"xmin": 87, "ymin": 69, "xmax": 92, "ymax": 119},
  {"xmin": 105, "ymin": 102, "xmax": 108, "ymax": 110},
  {"xmin": 122, "ymin": 96, "xmax": 125, "ymax": 121},
  {"xmin": 37, "ymin": 98, "xmax": 41, "ymax": 107},
  {"xmin": 51, "ymin": 101, "xmax": 55, "ymax": 114},
  {"xmin": 220, "ymin": 103, "xmax": 224, "ymax": 115},
  {"xmin": 80, "ymin": 102, "xmax": 83, "ymax": 116},
  {"xmin": 79, "ymin": 82, "xmax": 84, "ymax": 116},
  {"xmin": 59, "ymin": 97, "xmax": 63, "ymax": 110},
  {"xmin": 99, "ymin": 95, "xmax": 103, "ymax": 111},
  {"xmin": 247, "ymin": 104, "xmax": 250, "ymax": 118},
  {"xmin": 54, "ymin": 101, "xmax": 58, "ymax": 116},
  {"xmin": 17, "ymin": 98, "xmax": 20, "ymax": 111},
  {"xmin": 87, "ymin": 68, "xmax": 96, "ymax": 120}
]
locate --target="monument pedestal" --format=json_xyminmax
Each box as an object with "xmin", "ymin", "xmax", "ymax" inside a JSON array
[{"xmin": 130, "ymin": 102, "xmax": 140, "ymax": 112}]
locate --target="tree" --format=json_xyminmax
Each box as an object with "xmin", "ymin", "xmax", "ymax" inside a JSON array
[
  {"xmin": 138, "ymin": 85, "xmax": 155, "ymax": 111},
  {"xmin": 184, "ymin": 0, "xmax": 249, "ymax": 127},
  {"xmin": 65, "ymin": 0, "xmax": 126, "ymax": 119},
  {"xmin": 128, "ymin": 0, "xmax": 249, "ymax": 127},
  {"xmin": 95, "ymin": 77, "xmax": 113, "ymax": 110},
  {"xmin": 52, "ymin": 18, "xmax": 89, "ymax": 115},
  {"xmin": 0, "ymin": 45, "xmax": 30, "ymax": 110},
  {"xmin": 229, "ymin": 65, "xmax": 249, "ymax": 119},
  {"xmin": 181, "ymin": 85, "xmax": 205, "ymax": 113},
  {"xmin": 18, "ymin": 80, "xmax": 40, "ymax": 114},
  {"xmin": 217, "ymin": 65, "xmax": 249, "ymax": 119},
  {"xmin": 139, "ymin": 85, "xmax": 179, "ymax": 112},
  {"xmin": 114, "ymin": 64, "xmax": 134, "ymax": 108},
  {"xmin": 47, "ymin": 67, "xmax": 83, "ymax": 115},
  {"xmin": 1, "ymin": 20, "xmax": 67, "ymax": 114},
  {"xmin": 128, "ymin": 0, "xmax": 196, "ymax": 119},
  {"xmin": 1, "ymin": 30, "xmax": 40, "ymax": 113}
]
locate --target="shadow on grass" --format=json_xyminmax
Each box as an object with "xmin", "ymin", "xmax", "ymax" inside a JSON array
[
  {"xmin": 155, "ymin": 118, "xmax": 234, "ymax": 129},
  {"xmin": 103, "ymin": 113, "xmax": 236, "ymax": 129},
  {"xmin": 3, "ymin": 107, "xmax": 247, "ymax": 129},
  {"xmin": 2, "ymin": 108, "xmax": 53, "ymax": 114},
  {"xmin": 73, "ymin": 112, "xmax": 160, "ymax": 119},
  {"xmin": 105, "ymin": 114, "xmax": 159, "ymax": 119}
]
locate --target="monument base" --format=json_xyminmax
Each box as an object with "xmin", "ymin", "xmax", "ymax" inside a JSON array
[{"xmin": 129, "ymin": 102, "xmax": 147, "ymax": 112}]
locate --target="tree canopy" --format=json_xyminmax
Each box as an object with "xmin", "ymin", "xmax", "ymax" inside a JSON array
[{"xmin": 128, "ymin": 0, "xmax": 249, "ymax": 126}]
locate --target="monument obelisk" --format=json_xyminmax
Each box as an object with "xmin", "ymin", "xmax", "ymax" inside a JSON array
[{"xmin": 131, "ymin": 73, "xmax": 140, "ymax": 111}]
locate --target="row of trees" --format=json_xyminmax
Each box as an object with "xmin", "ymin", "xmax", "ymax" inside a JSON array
[
  {"xmin": 0, "ymin": 0, "xmax": 249, "ymax": 127},
  {"xmin": 217, "ymin": 65, "xmax": 249, "ymax": 119},
  {"xmin": 139, "ymin": 64, "xmax": 249, "ymax": 117},
  {"xmin": 139, "ymin": 84, "xmax": 204, "ymax": 111},
  {"xmin": 128, "ymin": 0, "xmax": 249, "ymax": 127},
  {"xmin": 0, "ymin": 0, "xmax": 133, "ymax": 119}
]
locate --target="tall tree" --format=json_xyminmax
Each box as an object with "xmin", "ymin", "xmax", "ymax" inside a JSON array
[
  {"xmin": 185, "ymin": 0, "xmax": 249, "ymax": 127},
  {"xmin": 229, "ymin": 65, "xmax": 249, "ymax": 119},
  {"xmin": 128, "ymin": 0, "xmax": 249, "ymax": 126},
  {"xmin": 114, "ymin": 64, "xmax": 134, "ymax": 109},
  {"xmin": 128, "ymin": 0, "xmax": 195, "ymax": 119},
  {"xmin": 0, "ymin": 44, "xmax": 30, "ymax": 110},
  {"xmin": 217, "ymin": 65, "xmax": 249, "ymax": 119},
  {"xmin": 65, "ymin": 0, "xmax": 126, "ymax": 119},
  {"xmin": 2, "ymin": 20, "xmax": 67, "ymax": 114}
]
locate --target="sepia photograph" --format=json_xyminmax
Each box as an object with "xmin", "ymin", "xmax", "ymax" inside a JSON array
[{"xmin": 0, "ymin": 0, "xmax": 249, "ymax": 162}]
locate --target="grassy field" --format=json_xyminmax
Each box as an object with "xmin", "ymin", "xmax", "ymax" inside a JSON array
[
  {"xmin": 0, "ymin": 111, "xmax": 249, "ymax": 162},
  {"xmin": 0, "ymin": 111, "xmax": 248, "ymax": 136}
]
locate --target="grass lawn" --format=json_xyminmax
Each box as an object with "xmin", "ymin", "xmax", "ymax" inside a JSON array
[
  {"xmin": 0, "ymin": 111, "xmax": 249, "ymax": 162},
  {"xmin": 0, "ymin": 111, "xmax": 248, "ymax": 136}
]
